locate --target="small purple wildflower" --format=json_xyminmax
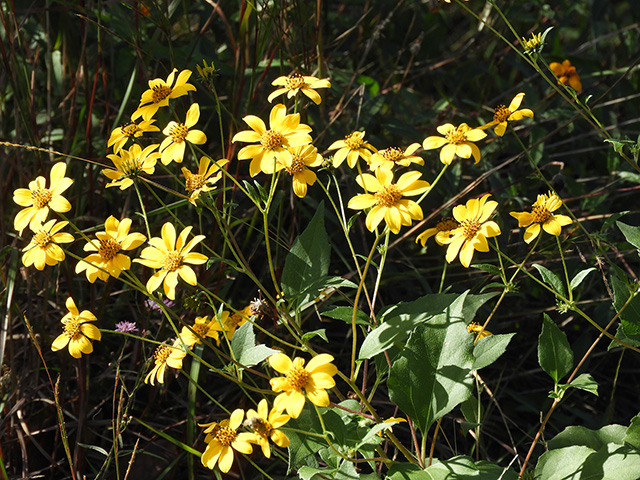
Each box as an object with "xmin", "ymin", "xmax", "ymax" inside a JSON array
[
  {"xmin": 145, "ymin": 298, "xmax": 175, "ymax": 312},
  {"xmin": 115, "ymin": 321, "xmax": 138, "ymax": 333}
]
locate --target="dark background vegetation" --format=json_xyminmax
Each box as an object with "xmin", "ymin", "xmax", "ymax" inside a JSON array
[{"xmin": 2, "ymin": 0, "xmax": 640, "ymax": 478}]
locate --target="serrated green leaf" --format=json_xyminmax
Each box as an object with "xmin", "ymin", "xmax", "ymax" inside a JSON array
[
  {"xmin": 230, "ymin": 322, "xmax": 277, "ymax": 369},
  {"xmin": 533, "ymin": 264, "xmax": 566, "ymax": 297},
  {"xmin": 569, "ymin": 267, "xmax": 596, "ymax": 290},
  {"xmin": 321, "ymin": 306, "xmax": 370, "ymax": 326},
  {"xmin": 472, "ymin": 333, "xmax": 515, "ymax": 370},
  {"xmin": 538, "ymin": 314, "xmax": 573, "ymax": 384},
  {"xmin": 617, "ymin": 221, "xmax": 640, "ymax": 250}
]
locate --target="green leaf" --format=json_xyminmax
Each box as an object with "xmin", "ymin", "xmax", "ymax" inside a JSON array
[
  {"xmin": 460, "ymin": 396, "xmax": 482, "ymax": 431},
  {"xmin": 565, "ymin": 373, "xmax": 598, "ymax": 396},
  {"xmin": 549, "ymin": 425, "xmax": 626, "ymax": 451},
  {"xmin": 230, "ymin": 322, "xmax": 277, "ymax": 369},
  {"xmin": 321, "ymin": 306, "xmax": 370, "ymax": 326},
  {"xmin": 533, "ymin": 264, "xmax": 566, "ymax": 297},
  {"xmin": 300, "ymin": 329, "xmax": 328, "ymax": 344},
  {"xmin": 295, "ymin": 276, "xmax": 358, "ymax": 312},
  {"xmin": 286, "ymin": 408, "xmax": 329, "ymax": 470},
  {"xmin": 387, "ymin": 464, "xmax": 433, "ymax": 480},
  {"xmin": 611, "ymin": 274, "xmax": 640, "ymax": 336},
  {"xmin": 387, "ymin": 296, "xmax": 475, "ymax": 434},
  {"xmin": 617, "ymin": 221, "xmax": 640, "ymax": 251},
  {"xmin": 569, "ymin": 267, "xmax": 596, "ymax": 290},
  {"xmin": 538, "ymin": 314, "xmax": 573, "ymax": 384},
  {"xmin": 425, "ymin": 456, "xmax": 518, "ymax": 479},
  {"xmin": 472, "ymin": 333, "xmax": 515, "ymax": 370},
  {"xmin": 624, "ymin": 413, "xmax": 640, "ymax": 449},
  {"xmin": 298, "ymin": 465, "xmax": 334, "ymax": 480},
  {"xmin": 472, "ymin": 263, "xmax": 502, "ymax": 277}
]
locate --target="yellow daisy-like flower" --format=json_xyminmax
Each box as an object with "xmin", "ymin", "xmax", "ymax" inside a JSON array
[
  {"xmin": 144, "ymin": 340, "xmax": 187, "ymax": 385},
  {"xmin": 549, "ymin": 59, "xmax": 582, "ymax": 92},
  {"xmin": 159, "ymin": 103, "xmax": 207, "ymax": 165},
  {"xmin": 422, "ymin": 123, "xmax": 487, "ymax": 165},
  {"xmin": 269, "ymin": 353, "xmax": 338, "ymax": 418},
  {"xmin": 268, "ymin": 73, "xmax": 331, "ymax": 105},
  {"xmin": 103, "ymin": 144, "xmax": 160, "ymax": 190},
  {"xmin": 327, "ymin": 131, "xmax": 377, "ymax": 168},
  {"xmin": 13, "ymin": 162, "xmax": 73, "ymax": 235},
  {"xmin": 76, "ymin": 216, "xmax": 146, "ymax": 283},
  {"xmin": 134, "ymin": 223, "xmax": 208, "ymax": 300},
  {"xmin": 368, "ymin": 143, "xmax": 424, "ymax": 171},
  {"xmin": 201, "ymin": 409, "xmax": 257, "ymax": 473},
  {"xmin": 264, "ymin": 144, "xmax": 323, "ymax": 198},
  {"xmin": 522, "ymin": 32, "xmax": 542, "ymax": 54},
  {"xmin": 245, "ymin": 399, "xmax": 290, "ymax": 458},
  {"xmin": 348, "ymin": 169, "xmax": 430, "ymax": 234},
  {"xmin": 179, "ymin": 315, "xmax": 218, "ymax": 348},
  {"xmin": 481, "ymin": 93, "xmax": 534, "ymax": 136},
  {"xmin": 107, "ymin": 119, "xmax": 160, "ymax": 153},
  {"xmin": 22, "ymin": 219, "xmax": 74, "ymax": 270},
  {"xmin": 416, "ymin": 216, "xmax": 460, "ymax": 247},
  {"xmin": 132, "ymin": 69, "xmax": 196, "ymax": 121},
  {"xmin": 509, "ymin": 192, "xmax": 572, "ymax": 244},
  {"xmin": 210, "ymin": 308, "xmax": 250, "ymax": 346},
  {"xmin": 231, "ymin": 103, "xmax": 313, "ymax": 177},
  {"xmin": 196, "ymin": 59, "xmax": 216, "ymax": 81},
  {"xmin": 441, "ymin": 194, "xmax": 501, "ymax": 268},
  {"xmin": 51, "ymin": 297, "xmax": 101, "ymax": 358},
  {"xmin": 182, "ymin": 157, "xmax": 229, "ymax": 205}
]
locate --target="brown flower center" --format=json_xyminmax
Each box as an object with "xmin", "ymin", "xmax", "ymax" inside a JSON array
[
  {"xmin": 445, "ymin": 128, "xmax": 467, "ymax": 145},
  {"xmin": 192, "ymin": 323, "xmax": 209, "ymax": 337},
  {"xmin": 163, "ymin": 251, "xmax": 183, "ymax": 272},
  {"xmin": 98, "ymin": 238, "xmax": 121, "ymax": 261},
  {"xmin": 286, "ymin": 365, "xmax": 310, "ymax": 389},
  {"xmin": 120, "ymin": 157, "xmax": 142, "ymax": 176},
  {"xmin": 261, "ymin": 130, "xmax": 285, "ymax": 150},
  {"xmin": 531, "ymin": 205, "xmax": 551, "ymax": 223},
  {"xmin": 185, "ymin": 174, "xmax": 206, "ymax": 192},
  {"xmin": 493, "ymin": 105, "xmax": 511, "ymax": 123},
  {"xmin": 375, "ymin": 185, "xmax": 402, "ymax": 207},
  {"xmin": 121, "ymin": 122, "xmax": 141, "ymax": 138},
  {"xmin": 344, "ymin": 133, "xmax": 364, "ymax": 150},
  {"xmin": 285, "ymin": 155, "xmax": 305, "ymax": 175},
  {"xmin": 169, "ymin": 123, "xmax": 188, "ymax": 143},
  {"xmin": 151, "ymin": 85, "xmax": 172, "ymax": 104},
  {"xmin": 437, "ymin": 216, "xmax": 459, "ymax": 232},
  {"xmin": 63, "ymin": 318, "xmax": 82, "ymax": 339},
  {"xmin": 31, "ymin": 188, "xmax": 53, "ymax": 209},
  {"xmin": 285, "ymin": 73, "xmax": 305, "ymax": 90},
  {"xmin": 382, "ymin": 147, "xmax": 404, "ymax": 163},
  {"xmin": 460, "ymin": 219, "xmax": 481, "ymax": 239},
  {"xmin": 248, "ymin": 417, "xmax": 273, "ymax": 438},
  {"xmin": 33, "ymin": 230, "xmax": 53, "ymax": 247},
  {"xmin": 215, "ymin": 426, "xmax": 238, "ymax": 446},
  {"xmin": 154, "ymin": 345, "xmax": 172, "ymax": 363}
]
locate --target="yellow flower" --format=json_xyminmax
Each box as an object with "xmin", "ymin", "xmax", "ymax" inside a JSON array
[
  {"xmin": 132, "ymin": 69, "xmax": 196, "ymax": 121},
  {"xmin": 348, "ymin": 170, "xmax": 430, "ymax": 234},
  {"xmin": 182, "ymin": 157, "xmax": 228, "ymax": 205},
  {"xmin": 13, "ymin": 162, "xmax": 73, "ymax": 235},
  {"xmin": 245, "ymin": 399, "xmax": 290, "ymax": 458},
  {"xmin": 549, "ymin": 59, "xmax": 583, "ymax": 92},
  {"xmin": 368, "ymin": 143, "xmax": 424, "ymax": 171},
  {"xmin": 107, "ymin": 119, "xmax": 160, "ymax": 153},
  {"xmin": 22, "ymin": 219, "xmax": 74, "ymax": 270},
  {"xmin": 327, "ymin": 131, "xmax": 377, "ymax": 168},
  {"xmin": 232, "ymin": 103, "xmax": 313, "ymax": 177},
  {"xmin": 144, "ymin": 340, "xmax": 187, "ymax": 385},
  {"xmin": 264, "ymin": 144, "xmax": 323, "ymax": 198},
  {"xmin": 481, "ymin": 93, "xmax": 534, "ymax": 136},
  {"xmin": 423, "ymin": 123, "xmax": 487, "ymax": 165},
  {"xmin": 522, "ymin": 32, "xmax": 542, "ymax": 54},
  {"xmin": 201, "ymin": 409, "xmax": 257, "ymax": 473},
  {"xmin": 509, "ymin": 192, "xmax": 572, "ymax": 244},
  {"xmin": 179, "ymin": 315, "xmax": 218, "ymax": 348},
  {"xmin": 51, "ymin": 297, "xmax": 101, "ymax": 358},
  {"xmin": 268, "ymin": 73, "xmax": 331, "ymax": 105},
  {"xmin": 441, "ymin": 194, "xmax": 501, "ymax": 268},
  {"xmin": 196, "ymin": 59, "xmax": 216, "ymax": 80},
  {"xmin": 377, "ymin": 417, "xmax": 408, "ymax": 437},
  {"xmin": 103, "ymin": 144, "xmax": 160, "ymax": 190},
  {"xmin": 269, "ymin": 353, "xmax": 337, "ymax": 418},
  {"xmin": 467, "ymin": 322, "xmax": 492, "ymax": 339},
  {"xmin": 416, "ymin": 216, "xmax": 460, "ymax": 246},
  {"xmin": 76, "ymin": 216, "xmax": 146, "ymax": 282},
  {"xmin": 159, "ymin": 103, "xmax": 207, "ymax": 165},
  {"xmin": 134, "ymin": 223, "xmax": 208, "ymax": 300}
]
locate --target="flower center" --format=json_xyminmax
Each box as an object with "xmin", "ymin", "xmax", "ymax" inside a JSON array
[
  {"xmin": 248, "ymin": 417, "xmax": 273, "ymax": 438},
  {"xmin": 531, "ymin": 205, "xmax": 551, "ymax": 223},
  {"xmin": 192, "ymin": 323, "xmax": 209, "ymax": 337},
  {"xmin": 31, "ymin": 188, "xmax": 53, "ymax": 209},
  {"xmin": 151, "ymin": 85, "xmax": 172, "ymax": 104},
  {"xmin": 374, "ymin": 185, "xmax": 402, "ymax": 207},
  {"xmin": 437, "ymin": 216, "xmax": 459, "ymax": 232},
  {"xmin": 344, "ymin": 133, "xmax": 364, "ymax": 150},
  {"xmin": 98, "ymin": 237, "xmax": 121, "ymax": 261},
  {"xmin": 121, "ymin": 158, "xmax": 141, "ymax": 176},
  {"xmin": 163, "ymin": 251, "xmax": 183, "ymax": 272},
  {"xmin": 169, "ymin": 123, "xmax": 188, "ymax": 143},
  {"xmin": 154, "ymin": 345, "xmax": 172, "ymax": 363},
  {"xmin": 460, "ymin": 219, "xmax": 481, "ymax": 239},
  {"xmin": 121, "ymin": 122, "xmax": 140, "ymax": 138},
  {"xmin": 445, "ymin": 128, "xmax": 467, "ymax": 145},
  {"xmin": 493, "ymin": 105, "xmax": 511, "ymax": 123},
  {"xmin": 382, "ymin": 147, "xmax": 404, "ymax": 163},
  {"xmin": 63, "ymin": 318, "xmax": 83, "ymax": 339},
  {"xmin": 286, "ymin": 365, "xmax": 310, "ymax": 389},
  {"xmin": 215, "ymin": 426, "xmax": 238, "ymax": 446},
  {"xmin": 285, "ymin": 73, "xmax": 305, "ymax": 90},
  {"xmin": 185, "ymin": 174, "xmax": 206, "ymax": 192},
  {"xmin": 33, "ymin": 230, "xmax": 53, "ymax": 247},
  {"xmin": 285, "ymin": 155, "xmax": 305, "ymax": 175},
  {"xmin": 261, "ymin": 130, "xmax": 284, "ymax": 150}
]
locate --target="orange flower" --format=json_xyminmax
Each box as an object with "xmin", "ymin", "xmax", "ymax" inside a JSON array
[{"xmin": 549, "ymin": 59, "xmax": 582, "ymax": 92}]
